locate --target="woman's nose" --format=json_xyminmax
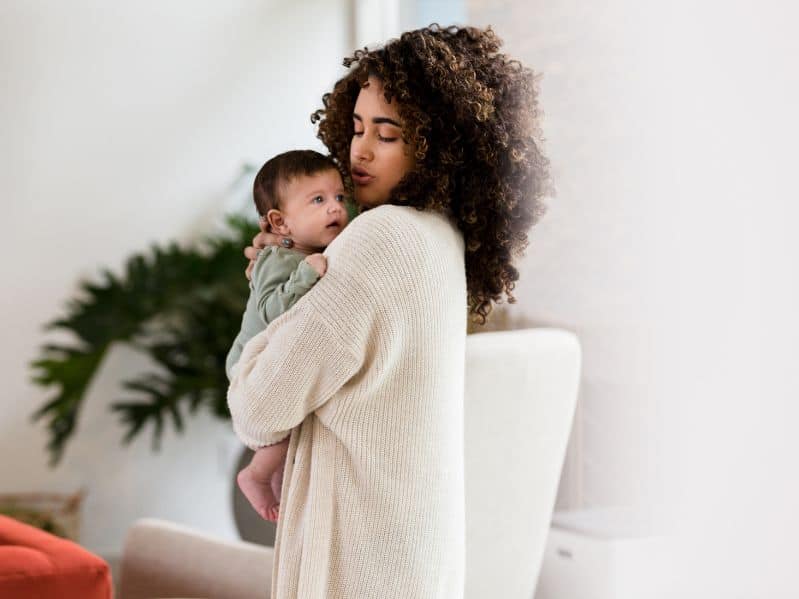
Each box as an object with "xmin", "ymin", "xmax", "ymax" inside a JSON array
[{"xmin": 351, "ymin": 136, "xmax": 373, "ymax": 162}]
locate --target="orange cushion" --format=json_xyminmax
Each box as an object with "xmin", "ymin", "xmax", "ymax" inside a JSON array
[{"xmin": 0, "ymin": 515, "xmax": 111, "ymax": 598}]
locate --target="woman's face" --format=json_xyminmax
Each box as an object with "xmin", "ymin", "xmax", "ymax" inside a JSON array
[{"xmin": 349, "ymin": 76, "xmax": 416, "ymax": 208}]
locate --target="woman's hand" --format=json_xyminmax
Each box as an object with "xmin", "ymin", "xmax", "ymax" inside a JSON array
[{"xmin": 244, "ymin": 220, "xmax": 293, "ymax": 280}]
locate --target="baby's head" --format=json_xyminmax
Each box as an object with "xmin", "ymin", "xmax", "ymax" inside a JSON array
[{"xmin": 253, "ymin": 150, "xmax": 349, "ymax": 253}]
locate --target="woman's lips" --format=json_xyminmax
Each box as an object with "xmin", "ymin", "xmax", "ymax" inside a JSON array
[{"xmin": 351, "ymin": 167, "xmax": 374, "ymax": 185}]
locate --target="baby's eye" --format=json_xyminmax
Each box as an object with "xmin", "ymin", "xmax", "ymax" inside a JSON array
[
  {"xmin": 312, "ymin": 196, "xmax": 324, "ymax": 204},
  {"xmin": 335, "ymin": 194, "xmax": 346, "ymax": 203}
]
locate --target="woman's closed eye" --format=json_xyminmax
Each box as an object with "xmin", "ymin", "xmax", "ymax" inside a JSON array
[{"xmin": 352, "ymin": 126, "xmax": 397, "ymax": 142}]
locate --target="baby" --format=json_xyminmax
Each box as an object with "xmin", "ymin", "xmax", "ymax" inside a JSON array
[{"xmin": 226, "ymin": 149, "xmax": 351, "ymax": 522}]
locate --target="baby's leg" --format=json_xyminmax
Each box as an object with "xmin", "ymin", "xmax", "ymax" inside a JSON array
[{"xmin": 236, "ymin": 437, "xmax": 290, "ymax": 522}]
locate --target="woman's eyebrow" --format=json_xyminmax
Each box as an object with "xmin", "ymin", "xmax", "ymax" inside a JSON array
[{"xmin": 353, "ymin": 113, "xmax": 401, "ymax": 127}]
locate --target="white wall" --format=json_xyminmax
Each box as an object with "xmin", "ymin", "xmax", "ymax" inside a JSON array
[
  {"xmin": 469, "ymin": 0, "xmax": 799, "ymax": 595},
  {"xmin": 468, "ymin": 0, "xmax": 672, "ymax": 517},
  {"xmin": 0, "ymin": 0, "xmax": 349, "ymax": 555}
]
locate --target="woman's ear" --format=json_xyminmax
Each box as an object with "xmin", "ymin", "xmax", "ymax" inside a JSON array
[{"xmin": 266, "ymin": 209, "xmax": 290, "ymax": 235}]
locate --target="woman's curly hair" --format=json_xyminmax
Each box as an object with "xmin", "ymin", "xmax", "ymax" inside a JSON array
[{"xmin": 312, "ymin": 24, "xmax": 552, "ymax": 325}]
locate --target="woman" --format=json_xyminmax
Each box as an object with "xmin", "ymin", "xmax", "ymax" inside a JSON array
[{"xmin": 228, "ymin": 24, "xmax": 550, "ymax": 598}]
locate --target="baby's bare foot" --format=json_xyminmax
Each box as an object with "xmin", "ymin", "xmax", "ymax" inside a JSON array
[{"xmin": 237, "ymin": 465, "xmax": 279, "ymax": 522}]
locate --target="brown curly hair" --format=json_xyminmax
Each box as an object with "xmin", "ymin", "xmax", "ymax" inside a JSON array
[{"xmin": 312, "ymin": 24, "xmax": 552, "ymax": 324}]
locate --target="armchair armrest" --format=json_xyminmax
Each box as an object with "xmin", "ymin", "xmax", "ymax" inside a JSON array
[{"xmin": 118, "ymin": 518, "xmax": 273, "ymax": 599}]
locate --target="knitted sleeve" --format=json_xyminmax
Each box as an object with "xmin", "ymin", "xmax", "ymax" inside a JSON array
[{"xmin": 226, "ymin": 299, "xmax": 361, "ymax": 449}]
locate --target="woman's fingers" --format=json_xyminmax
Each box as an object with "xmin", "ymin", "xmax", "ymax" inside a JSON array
[
  {"xmin": 252, "ymin": 232, "xmax": 266, "ymax": 249},
  {"xmin": 244, "ymin": 246, "xmax": 260, "ymax": 261},
  {"xmin": 245, "ymin": 259, "xmax": 255, "ymax": 280}
]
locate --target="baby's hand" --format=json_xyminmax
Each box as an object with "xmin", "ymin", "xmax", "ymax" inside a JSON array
[{"xmin": 304, "ymin": 253, "xmax": 327, "ymax": 277}]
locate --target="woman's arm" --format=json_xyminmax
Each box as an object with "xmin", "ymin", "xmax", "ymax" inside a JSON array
[
  {"xmin": 228, "ymin": 206, "xmax": 417, "ymax": 450},
  {"xmin": 227, "ymin": 300, "xmax": 361, "ymax": 450}
]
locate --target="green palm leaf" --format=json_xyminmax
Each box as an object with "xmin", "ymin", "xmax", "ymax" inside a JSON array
[{"xmin": 30, "ymin": 215, "xmax": 258, "ymax": 466}]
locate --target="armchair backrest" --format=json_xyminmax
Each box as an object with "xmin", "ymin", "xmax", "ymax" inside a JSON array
[{"xmin": 464, "ymin": 328, "xmax": 582, "ymax": 598}]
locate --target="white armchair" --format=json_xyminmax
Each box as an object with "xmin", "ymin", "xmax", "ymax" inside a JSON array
[{"xmin": 118, "ymin": 328, "xmax": 581, "ymax": 599}]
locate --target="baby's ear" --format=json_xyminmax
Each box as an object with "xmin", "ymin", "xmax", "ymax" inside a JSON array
[{"xmin": 266, "ymin": 209, "xmax": 289, "ymax": 235}]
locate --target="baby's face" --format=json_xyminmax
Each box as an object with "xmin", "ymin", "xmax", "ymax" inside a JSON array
[{"xmin": 279, "ymin": 169, "xmax": 349, "ymax": 252}]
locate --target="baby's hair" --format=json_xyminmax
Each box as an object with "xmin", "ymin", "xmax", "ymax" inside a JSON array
[{"xmin": 253, "ymin": 150, "xmax": 340, "ymax": 229}]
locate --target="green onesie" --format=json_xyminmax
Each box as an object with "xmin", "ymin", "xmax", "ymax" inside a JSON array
[{"xmin": 225, "ymin": 246, "xmax": 320, "ymax": 380}]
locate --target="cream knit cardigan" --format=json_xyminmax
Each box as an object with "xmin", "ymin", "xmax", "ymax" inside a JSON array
[{"xmin": 228, "ymin": 204, "xmax": 467, "ymax": 599}]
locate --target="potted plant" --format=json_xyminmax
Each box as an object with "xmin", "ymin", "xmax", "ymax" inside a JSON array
[{"xmin": 30, "ymin": 214, "xmax": 258, "ymax": 467}]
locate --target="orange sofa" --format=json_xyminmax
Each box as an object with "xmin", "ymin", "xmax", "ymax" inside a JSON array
[{"xmin": 0, "ymin": 515, "xmax": 112, "ymax": 599}]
